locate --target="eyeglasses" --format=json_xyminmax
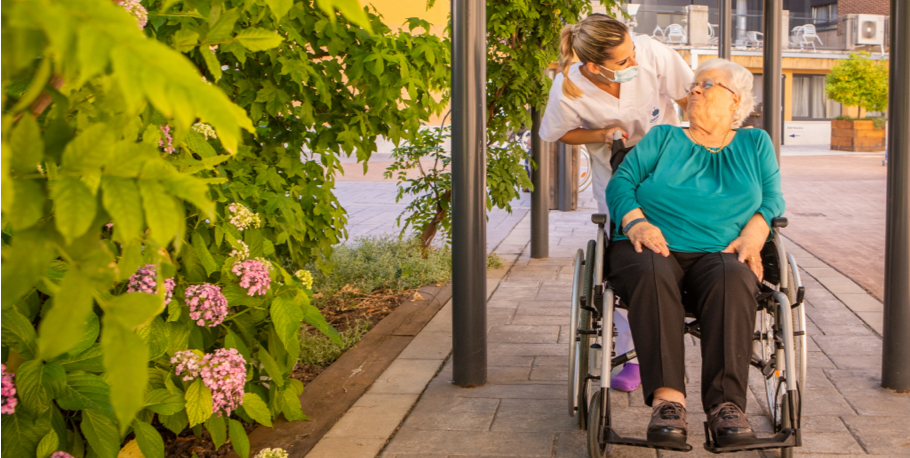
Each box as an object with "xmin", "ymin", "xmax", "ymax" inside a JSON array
[{"xmin": 686, "ymin": 78, "xmax": 736, "ymax": 95}]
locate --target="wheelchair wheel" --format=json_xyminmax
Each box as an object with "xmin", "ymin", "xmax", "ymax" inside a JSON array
[
  {"xmin": 586, "ymin": 391, "xmax": 613, "ymax": 458},
  {"xmin": 569, "ymin": 250, "xmax": 585, "ymax": 417},
  {"xmin": 576, "ymin": 240, "xmax": 597, "ymax": 428}
]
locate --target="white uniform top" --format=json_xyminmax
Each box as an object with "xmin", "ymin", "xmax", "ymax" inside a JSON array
[{"xmin": 539, "ymin": 34, "xmax": 693, "ymax": 216}]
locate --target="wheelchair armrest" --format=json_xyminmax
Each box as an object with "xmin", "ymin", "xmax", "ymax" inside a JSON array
[
  {"xmin": 592, "ymin": 214, "xmax": 608, "ymax": 226},
  {"xmin": 771, "ymin": 217, "xmax": 788, "ymax": 229}
]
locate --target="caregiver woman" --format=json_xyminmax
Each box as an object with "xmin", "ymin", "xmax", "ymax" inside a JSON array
[{"xmin": 539, "ymin": 14, "xmax": 693, "ymax": 392}]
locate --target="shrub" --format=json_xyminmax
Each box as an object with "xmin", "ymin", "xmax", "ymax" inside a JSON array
[{"xmin": 826, "ymin": 52, "xmax": 889, "ymax": 115}]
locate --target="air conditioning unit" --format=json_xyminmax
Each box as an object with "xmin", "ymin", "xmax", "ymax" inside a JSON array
[{"xmin": 855, "ymin": 14, "xmax": 884, "ymax": 46}]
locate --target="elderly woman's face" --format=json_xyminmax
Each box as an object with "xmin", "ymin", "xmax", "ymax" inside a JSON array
[{"xmin": 687, "ymin": 69, "xmax": 740, "ymax": 120}]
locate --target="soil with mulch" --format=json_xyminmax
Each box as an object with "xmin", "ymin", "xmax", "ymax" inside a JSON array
[
  {"xmin": 159, "ymin": 288, "xmax": 418, "ymax": 458},
  {"xmin": 290, "ymin": 287, "xmax": 418, "ymax": 385}
]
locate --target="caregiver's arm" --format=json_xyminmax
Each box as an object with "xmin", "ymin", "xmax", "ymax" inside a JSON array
[{"xmin": 558, "ymin": 126, "xmax": 627, "ymax": 145}]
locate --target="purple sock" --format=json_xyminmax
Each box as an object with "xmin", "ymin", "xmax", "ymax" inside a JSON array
[{"xmin": 610, "ymin": 363, "xmax": 641, "ymax": 392}]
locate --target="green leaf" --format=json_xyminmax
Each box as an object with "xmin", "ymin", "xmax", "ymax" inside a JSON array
[
  {"xmin": 81, "ymin": 409, "xmax": 119, "ymax": 458},
  {"xmin": 205, "ymin": 8, "xmax": 240, "ymax": 42},
  {"xmin": 161, "ymin": 173, "xmax": 214, "ymax": 218},
  {"xmin": 38, "ymin": 268, "xmax": 94, "ymax": 360},
  {"xmin": 106, "ymin": 293, "xmax": 164, "ymax": 329},
  {"xmin": 36, "ymin": 430, "xmax": 58, "ymax": 458},
  {"xmin": 240, "ymin": 393, "xmax": 272, "ymax": 427},
  {"xmin": 235, "ymin": 28, "xmax": 284, "ymax": 52},
  {"xmin": 64, "ymin": 311, "xmax": 100, "ymax": 358},
  {"xmin": 270, "ymin": 295, "xmax": 302, "ymax": 361},
  {"xmin": 228, "ymin": 419, "xmax": 250, "ymax": 458},
  {"xmin": 101, "ymin": 315, "xmax": 149, "ymax": 435},
  {"xmin": 145, "ymin": 388, "xmax": 185, "ymax": 415},
  {"xmin": 265, "ymin": 0, "xmax": 292, "ymax": 19},
  {"xmin": 1, "ymin": 229, "xmax": 55, "ymax": 309},
  {"xmin": 101, "ymin": 177, "xmax": 144, "ymax": 242},
  {"xmin": 8, "ymin": 179, "xmax": 45, "ymax": 231},
  {"xmin": 172, "ymin": 28, "xmax": 199, "ymax": 52},
  {"xmin": 257, "ymin": 348, "xmax": 285, "ymax": 389},
  {"xmin": 139, "ymin": 179, "xmax": 179, "ymax": 246},
  {"xmin": 243, "ymin": 229, "xmax": 264, "ymax": 258},
  {"xmin": 61, "ymin": 124, "xmax": 114, "ymax": 173},
  {"xmin": 17, "ymin": 361, "xmax": 55, "ymax": 415},
  {"xmin": 57, "ymin": 344, "xmax": 105, "ymax": 373},
  {"xmin": 51, "ymin": 176, "xmax": 97, "ymax": 243},
  {"xmin": 314, "ymin": 0, "xmax": 373, "ymax": 32},
  {"xmin": 56, "ymin": 372, "xmax": 112, "ymax": 414},
  {"xmin": 159, "ymin": 410, "xmax": 189, "ymax": 435},
  {"xmin": 224, "ymin": 328, "xmax": 250, "ymax": 362},
  {"xmin": 298, "ymin": 293, "xmax": 341, "ymax": 346},
  {"xmin": 1, "ymin": 411, "xmax": 47, "ymax": 458},
  {"xmin": 1, "ymin": 304, "xmax": 39, "ymax": 359},
  {"xmin": 201, "ymin": 48, "xmax": 223, "ymax": 82},
  {"xmin": 277, "ymin": 386, "xmax": 308, "ymax": 421},
  {"xmin": 9, "ymin": 116, "xmax": 44, "ymax": 174},
  {"xmin": 137, "ymin": 316, "xmax": 169, "ymax": 360},
  {"xmin": 185, "ymin": 378, "xmax": 213, "ymax": 426},
  {"xmin": 204, "ymin": 414, "xmax": 226, "ymax": 449},
  {"xmin": 132, "ymin": 420, "xmax": 164, "ymax": 458},
  {"xmin": 192, "ymin": 233, "xmax": 218, "ymax": 276},
  {"xmin": 2, "ymin": 141, "xmax": 12, "ymax": 214}
]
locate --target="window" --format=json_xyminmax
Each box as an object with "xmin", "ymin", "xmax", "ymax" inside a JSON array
[
  {"xmin": 792, "ymin": 74, "xmax": 841, "ymax": 119},
  {"xmin": 811, "ymin": 4, "xmax": 837, "ymax": 21}
]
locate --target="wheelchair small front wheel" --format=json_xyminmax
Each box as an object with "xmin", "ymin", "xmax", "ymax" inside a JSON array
[{"xmin": 586, "ymin": 391, "xmax": 613, "ymax": 458}]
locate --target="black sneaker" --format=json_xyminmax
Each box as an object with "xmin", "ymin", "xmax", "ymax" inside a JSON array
[
  {"xmin": 647, "ymin": 400, "xmax": 688, "ymax": 447},
  {"xmin": 707, "ymin": 402, "xmax": 756, "ymax": 447}
]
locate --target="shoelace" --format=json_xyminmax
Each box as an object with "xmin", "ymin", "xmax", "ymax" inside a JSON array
[
  {"xmin": 714, "ymin": 403, "xmax": 741, "ymax": 420},
  {"xmin": 657, "ymin": 401, "xmax": 684, "ymax": 420}
]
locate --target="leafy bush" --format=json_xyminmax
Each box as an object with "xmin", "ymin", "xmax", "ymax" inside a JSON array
[
  {"xmin": 826, "ymin": 52, "xmax": 889, "ymax": 115},
  {"xmin": 310, "ymin": 235, "xmax": 452, "ymax": 299},
  {"xmin": 0, "ymin": 0, "xmax": 447, "ymax": 457},
  {"xmin": 299, "ymin": 320, "xmax": 373, "ymax": 367}
]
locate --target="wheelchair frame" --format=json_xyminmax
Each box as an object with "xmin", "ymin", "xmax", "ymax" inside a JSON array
[{"xmin": 568, "ymin": 214, "xmax": 808, "ymax": 457}]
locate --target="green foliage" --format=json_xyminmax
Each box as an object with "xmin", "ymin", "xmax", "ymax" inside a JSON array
[
  {"xmin": 309, "ymin": 235, "xmax": 452, "ymax": 299},
  {"xmin": 826, "ymin": 52, "xmax": 889, "ymax": 114},
  {"xmin": 388, "ymin": 0, "xmax": 618, "ymax": 247},
  {"xmin": 2, "ymin": 0, "xmax": 449, "ymax": 457},
  {"xmin": 299, "ymin": 319, "xmax": 373, "ymax": 367}
]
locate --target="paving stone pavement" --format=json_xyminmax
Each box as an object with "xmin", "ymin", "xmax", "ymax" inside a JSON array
[{"xmin": 316, "ymin": 150, "xmax": 909, "ymax": 458}]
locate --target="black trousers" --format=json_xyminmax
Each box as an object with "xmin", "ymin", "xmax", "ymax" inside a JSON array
[{"xmin": 606, "ymin": 240, "xmax": 760, "ymax": 412}]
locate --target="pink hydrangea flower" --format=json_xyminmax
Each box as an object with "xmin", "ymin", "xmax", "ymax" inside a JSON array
[
  {"xmin": 120, "ymin": 0, "xmax": 147, "ymax": 29},
  {"xmin": 185, "ymin": 283, "xmax": 229, "ymax": 327},
  {"xmin": 172, "ymin": 348, "xmax": 246, "ymax": 416},
  {"xmin": 127, "ymin": 264, "xmax": 176, "ymax": 305},
  {"xmin": 1, "ymin": 364, "xmax": 17, "ymax": 415},
  {"xmin": 50, "ymin": 452, "xmax": 74, "ymax": 458},
  {"xmin": 159, "ymin": 124, "xmax": 175, "ymax": 154},
  {"xmin": 231, "ymin": 259, "xmax": 271, "ymax": 296}
]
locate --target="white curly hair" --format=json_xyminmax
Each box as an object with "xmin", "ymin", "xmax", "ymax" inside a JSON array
[{"xmin": 694, "ymin": 58, "xmax": 756, "ymax": 128}]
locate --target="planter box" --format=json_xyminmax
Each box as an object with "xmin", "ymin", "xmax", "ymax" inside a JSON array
[{"xmin": 830, "ymin": 119, "xmax": 886, "ymax": 152}]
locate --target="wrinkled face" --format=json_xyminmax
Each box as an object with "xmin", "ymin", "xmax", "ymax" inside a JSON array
[
  {"xmin": 584, "ymin": 33, "xmax": 637, "ymax": 79},
  {"xmin": 687, "ymin": 69, "xmax": 740, "ymax": 122}
]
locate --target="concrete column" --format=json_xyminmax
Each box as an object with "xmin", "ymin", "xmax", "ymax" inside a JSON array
[
  {"xmin": 781, "ymin": 9, "xmax": 790, "ymax": 50},
  {"xmin": 687, "ymin": 5, "xmax": 710, "ymax": 47}
]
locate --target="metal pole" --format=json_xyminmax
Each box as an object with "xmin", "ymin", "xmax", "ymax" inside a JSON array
[
  {"xmin": 719, "ymin": 0, "xmax": 732, "ymax": 59},
  {"xmin": 557, "ymin": 142, "xmax": 571, "ymax": 211},
  {"xmin": 762, "ymin": 0, "xmax": 783, "ymax": 163},
  {"xmin": 451, "ymin": 0, "xmax": 487, "ymax": 387},
  {"xmin": 530, "ymin": 107, "xmax": 549, "ymax": 258},
  {"xmin": 882, "ymin": 0, "xmax": 910, "ymax": 392}
]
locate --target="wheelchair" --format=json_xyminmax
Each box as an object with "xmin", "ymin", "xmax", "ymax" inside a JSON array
[{"xmin": 567, "ymin": 136, "xmax": 808, "ymax": 456}]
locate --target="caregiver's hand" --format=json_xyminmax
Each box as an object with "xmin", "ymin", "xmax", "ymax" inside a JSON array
[
  {"xmin": 627, "ymin": 222, "xmax": 670, "ymax": 257},
  {"xmin": 601, "ymin": 127, "xmax": 629, "ymax": 146}
]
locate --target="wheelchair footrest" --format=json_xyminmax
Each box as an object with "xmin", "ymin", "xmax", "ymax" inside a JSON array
[
  {"xmin": 603, "ymin": 427, "xmax": 694, "ymax": 452},
  {"xmin": 703, "ymin": 425, "xmax": 798, "ymax": 454}
]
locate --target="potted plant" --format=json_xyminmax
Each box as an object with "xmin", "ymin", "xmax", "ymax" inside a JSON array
[{"xmin": 825, "ymin": 52, "xmax": 889, "ymax": 152}]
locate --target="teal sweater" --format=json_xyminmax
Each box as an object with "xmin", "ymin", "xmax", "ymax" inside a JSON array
[{"xmin": 606, "ymin": 125, "xmax": 786, "ymax": 253}]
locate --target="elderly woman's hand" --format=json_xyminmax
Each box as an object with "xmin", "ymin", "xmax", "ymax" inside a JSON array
[
  {"xmin": 627, "ymin": 222, "xmax": 670, "ymax": 257},
  {"xmin": 722, "ymin": 214, "xmax": 771, "ymax": 281}
]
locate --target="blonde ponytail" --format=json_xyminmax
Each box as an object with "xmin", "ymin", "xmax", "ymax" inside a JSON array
[{"xmin": 557, "ymin": 14, "xmax": 630, "ymax": 100}]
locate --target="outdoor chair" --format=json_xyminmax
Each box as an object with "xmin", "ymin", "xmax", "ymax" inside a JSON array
[
  {"xmin": 567, "ymin": 134, "xmax": 806, "ymax": 457},
  {"xmin": 746, "ymin": 31, "xmax": 764, "ymax": 48},
  {"xmin": 791, "ymin": 24, "xmax": 823, "ymax": 51},
  {"xmin": 652, "ymin": 25, "xmax": 666, "ymax": 43},
  {"xmin": 665, "ymin": 24, "xmax": 686, "ymax": 44}
]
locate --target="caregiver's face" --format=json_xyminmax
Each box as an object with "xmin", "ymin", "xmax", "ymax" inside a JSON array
[{"xmin": 585, "ymin": 33, "xmax": 637, "ymax": 76}]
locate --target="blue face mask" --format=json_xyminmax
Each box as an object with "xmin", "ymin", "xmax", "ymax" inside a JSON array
[{"xmin": 598, "ymin": 64, "xmax": 639, "ymax": 83}]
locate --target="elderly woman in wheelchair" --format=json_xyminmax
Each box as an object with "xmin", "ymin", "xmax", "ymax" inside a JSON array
[{"xmin": 569, "ymin": 58, "xmax": 807, "ymax": 457}]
